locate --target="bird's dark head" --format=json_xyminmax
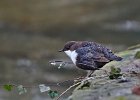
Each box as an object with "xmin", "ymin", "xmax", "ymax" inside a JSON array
[{"xmin": 59, "ymin": 41, "xmax": 77, "ymax": 52}]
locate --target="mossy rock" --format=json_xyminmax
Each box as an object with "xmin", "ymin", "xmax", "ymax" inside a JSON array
[
  {"xmin": 135, "ymin": 51, "xmax": 140, "ymax": 59},
  {"xmin": 68, "ymin": 45, "xmax": 140, "ymax": 100}
]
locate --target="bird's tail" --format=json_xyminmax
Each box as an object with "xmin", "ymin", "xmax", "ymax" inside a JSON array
[
  {"xmin": 114, "ymin": 56, "xmax": 123, "ymax": 61},
  {"xmin": 107, "ymin": 52, "xmax": 122, "ymax": 61}
]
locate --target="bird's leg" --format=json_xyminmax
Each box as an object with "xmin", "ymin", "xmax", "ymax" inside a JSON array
[
  {"xmin": 86, "ymin": 70, "xmax": 94, "ymax": 77},
  {"xmin": 74, "ymin": 70, "xmax": 94, "ymax": 83}
]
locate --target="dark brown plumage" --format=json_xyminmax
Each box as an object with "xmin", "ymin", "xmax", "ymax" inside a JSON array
[{"xmin": 59, "ymin": 41, "xmax": 122, "ymax": 71}]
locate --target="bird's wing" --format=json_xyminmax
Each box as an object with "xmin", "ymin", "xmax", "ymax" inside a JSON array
[
  {"xmin": 75, "ymin": 47, "xmax": 110, "ymax": 70},
  {"xmin": 76, "ymin": 53, "xmax": 97, "ymax": 70},
  {"xmin": 76, "ymin": 46, "xmax": 110, "ymax": 63},
  {"xmin": 81, "ymin": 41, "xmax": 122, "ymax": 61}
]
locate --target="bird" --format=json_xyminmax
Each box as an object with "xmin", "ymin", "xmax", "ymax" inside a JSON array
[{"xmin": 59, "ymin": 41, "xmax": 122, "ymax": 77}]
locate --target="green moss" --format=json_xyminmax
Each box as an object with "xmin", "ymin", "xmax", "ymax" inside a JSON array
[
  {"xmin": 117, "ymin": 50, "xmax": 134, "ymax": 58},
  {"xmin": 77, "ymin": 81, "xmax": 91, "ymax": 90},
  {"xmin": 109, "ymin": 66, "xmax": 122, "ymax": 79},
  {"xmin": 135, "ymin": 51, "xmax": 140, "ymax": 59},
  {"xmin": 115, "ymin": 96, "xmax": 126, "ymax": 100}
]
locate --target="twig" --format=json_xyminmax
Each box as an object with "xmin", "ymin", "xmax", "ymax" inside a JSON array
[
  {"xmin": 55, "ymin": 81, "xmax": 81, "ymax": 100},
  {"xmin": 55, "ymin": 77, "xmax": 96, "ymax": 100}
]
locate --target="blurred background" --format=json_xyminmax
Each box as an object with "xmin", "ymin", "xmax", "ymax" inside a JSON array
[{"xmin": 0, "ymin": 0, "xmax": 140, "ymax": 100}]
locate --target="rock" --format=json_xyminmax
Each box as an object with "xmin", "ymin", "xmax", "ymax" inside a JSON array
[
  {"xmin": 132, "ymin": 85, "xmax": 140, "ymax": 96},
  {"xmin": 67, "ymin": 45, "xmax": 140, "ymax": 100},
  {"xmin": 135, "ymin": 51, "xmax": 140, "ymax": 59}
]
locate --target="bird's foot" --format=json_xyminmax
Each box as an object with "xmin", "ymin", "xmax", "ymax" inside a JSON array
[{"xmin": 86, "ymin": 70, "xmax": 94, "ymax": 77}]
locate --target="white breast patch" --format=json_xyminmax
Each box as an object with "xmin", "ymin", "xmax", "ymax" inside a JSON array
[{"xmin": 64, "ymin": 50, "xmax": 78, "ymax": 65}]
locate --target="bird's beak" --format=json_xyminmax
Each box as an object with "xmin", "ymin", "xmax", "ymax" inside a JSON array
[{"xmin": 58, "ymin": 49, "xmax": 63, "ymax": 52}]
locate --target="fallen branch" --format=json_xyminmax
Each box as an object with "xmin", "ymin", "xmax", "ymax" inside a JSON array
[
  {"xmin": 56, "ymin": 81, "xmax": 81, "ymax": 100},
  {"xmin": 56, "ymin": 77, "xmax": 96, "ymax": 100}
]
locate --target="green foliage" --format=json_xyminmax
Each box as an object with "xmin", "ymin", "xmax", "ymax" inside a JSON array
[
  {"xmin": 2, "ymin": 83, "xmax": 59, "ymax": 99},
  {"xmin": 109, "ymin": 66, "xmax": 122, "ymax": 79},
  {"xmin": 48, "ymin": 90, "xmax": 59, "ymax": 99},
  {"xmin": 3, "ymin": 84, "xmax": 13, "ymax": 91},
  {"xmin": 115, "ymin": 96, "xmax": 126, "ymax": 100},
  {"xmin": 78, "ymin": 81, "xmax": 91, "ymax": 90}
]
